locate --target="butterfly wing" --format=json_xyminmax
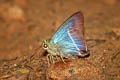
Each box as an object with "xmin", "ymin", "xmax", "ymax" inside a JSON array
[{"xmin": 51, "ymin": 12, "xmax": 89, "ymax": 58}]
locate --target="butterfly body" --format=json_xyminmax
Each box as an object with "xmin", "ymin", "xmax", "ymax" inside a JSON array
[
  {"xmin": 42, "ymin": 12, "xmax": 90, "ymax": 63},
  {"xmin": 42, "ymin": 39, "xmax": 80, "ymax": 59}
]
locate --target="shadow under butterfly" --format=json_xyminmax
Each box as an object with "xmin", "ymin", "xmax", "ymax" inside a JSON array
[{"xmin": 41, "ymin": 12, "xmax": 90, "ymax": 64}]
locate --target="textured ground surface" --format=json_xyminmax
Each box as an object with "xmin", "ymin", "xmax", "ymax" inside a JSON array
[{"xmin": 0, "ymin": 0, "xmax": 120, "ymax": 80}]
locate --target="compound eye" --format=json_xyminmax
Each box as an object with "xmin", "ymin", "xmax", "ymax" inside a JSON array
[{"xmin": 43, "ymin": 44, "xmax": 48, "ymax": 48}]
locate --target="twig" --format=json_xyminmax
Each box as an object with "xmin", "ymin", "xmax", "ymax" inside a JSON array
[{"xmin": 0, "ymin": 74, "xmax": 13, "ymax": 79}]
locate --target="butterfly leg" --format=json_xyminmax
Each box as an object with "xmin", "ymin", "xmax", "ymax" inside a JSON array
[
  {"xmin": 59, "ymin": 52, "xmax": 66, "ymax": 64},
  {"xmin": 49, "ymin": 54, "xmax": 54, "ymax": 64},
  {"xmin": 51, "ymin": 55, "xmax": 55, "ymax": 64},
  {"xmin": 47, "ymin": 54, "xmax": 55, "ymax": 66},
  {"xmin": 55, "ymin": 55, "xmax": 59, "ymax": 62},
  {"xmin": 47, "ymin": 54, "xmax": 50, "ymax": 66}
]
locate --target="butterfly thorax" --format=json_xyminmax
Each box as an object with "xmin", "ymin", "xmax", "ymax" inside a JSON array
[{"xmin": 42, "ymin": 39, "xmax": 59, "ymax": 56}]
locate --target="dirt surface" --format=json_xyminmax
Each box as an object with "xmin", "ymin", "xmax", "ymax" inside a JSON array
[{"xmin": 0, "ymin": 0, "xmax": 120, "ymax": 80}]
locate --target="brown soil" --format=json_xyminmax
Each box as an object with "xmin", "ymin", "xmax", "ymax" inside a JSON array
[{"xmin": 0, "ymin": 0, "xmax": 120, "ymax": 80}]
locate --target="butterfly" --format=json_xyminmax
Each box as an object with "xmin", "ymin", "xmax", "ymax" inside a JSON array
[{"xmin": 42, "ymin": 11, "xmax": 90, "ymax": 64}]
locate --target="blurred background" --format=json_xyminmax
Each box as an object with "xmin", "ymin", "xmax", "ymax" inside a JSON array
[{"xmin": 0, "ymin": 0, "xmax": 120, "ymax": 80}]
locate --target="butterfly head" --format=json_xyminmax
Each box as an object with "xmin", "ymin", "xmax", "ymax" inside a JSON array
[{"xmin": 42, "ymin": 39, "xmax": 50, "ymax": 50}]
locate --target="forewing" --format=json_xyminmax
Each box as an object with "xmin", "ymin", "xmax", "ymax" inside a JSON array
[{"xmin": 51, "ymin": 12, "xmax": 88, "ymax": 57}]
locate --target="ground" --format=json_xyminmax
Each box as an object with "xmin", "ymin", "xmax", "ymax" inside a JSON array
[{"xmin": 0, "ymin": 0, "xmax": 120, "ymax": 80}]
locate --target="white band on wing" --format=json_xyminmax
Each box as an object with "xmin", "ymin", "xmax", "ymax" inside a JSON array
[{"xmin": 67, "ymin": 30, "xmax": 81, "ymax": 55}]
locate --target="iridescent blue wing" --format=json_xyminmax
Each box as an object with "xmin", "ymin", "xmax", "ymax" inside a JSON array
[{"xmin": 51, "ymin": 12, "xmax": 89, "ymax": 58}]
